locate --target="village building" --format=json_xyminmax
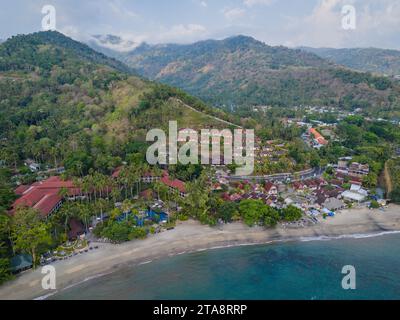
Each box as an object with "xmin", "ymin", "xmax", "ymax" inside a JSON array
[
  {"xmin": 323, "ymin": 198, "xmax": 346, "ymax": 211},
  {"xmin": 342, "ymin": 184, "xmax": 368, "ymax": 203},
  {"xmin": 24, "ymin": 159, "xmax": 41, "ymax": 172},
  {"xmin": 348, "ymin": 162, "xmax": 370, "ymax": 178},
  {"xmin": 335, "ymin": 158, "xmax": 369, "ymax": 179},
  {"xmin": 264, "ymin": 182, "xmax": 278, "ymax": 196},
  {"xmin": 308, "ymin": 128, "xmax": 328, "ymax": 148}
]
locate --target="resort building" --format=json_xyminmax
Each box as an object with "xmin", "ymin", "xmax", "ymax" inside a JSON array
[
  {"xmin": 10, "ymin": 176, "xmax": 80, "ymax": 218},
  {"xmin": 141, "ymin": 171, "xmax": 162, "ymax": 183},
  {"xmin": 112, "ymin": 166, "xmax": 161, "ymax": 183},
  {"xmin": 160, "ymin": 172, "xmax": 187, "ymax": 198}
]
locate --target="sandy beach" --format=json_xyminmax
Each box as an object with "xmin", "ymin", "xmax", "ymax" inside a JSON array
[{"xmin": 1, "ymin": 204, "xmax": 400, "ymax": 300}]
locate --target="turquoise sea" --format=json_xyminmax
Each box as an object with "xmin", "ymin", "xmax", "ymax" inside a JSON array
[{"xmin": 52, "ymin": 233, "xmax": 400, "ymax": 300}]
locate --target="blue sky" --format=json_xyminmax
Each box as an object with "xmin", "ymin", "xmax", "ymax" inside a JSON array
[{"xmin": 1, "ymin": 0, "xmax": 400, "ymax": 49}]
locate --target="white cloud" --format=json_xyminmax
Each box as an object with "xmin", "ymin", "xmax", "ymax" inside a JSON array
[
  {"xmin": 244, "ymin": 0, "xmax": 275, "ymax": 7},
  {"xmin": 283, "ymin": 0, "xmax": 400, "ymax": 48},
  {"xmin": 222, "ymin": 7, "xmax": 246, "ymax": 21},
  {"xmin": 108, "ymin": 0, "xmax": 138, "ymax": 19},
  {"xmin": 91, "ymin": 34, "xmax": 143, "ymax": 52},
  {"xmin": 156, "ymin": 24, "xmax": 208, "ymax": 43},
  {"xmin": 200, "ymin": 1, "xmax": 208, "ymax": 8}
]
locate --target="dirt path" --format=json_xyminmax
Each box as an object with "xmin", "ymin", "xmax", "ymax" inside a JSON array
[
  {"xmin": 384, "ymin": 161, "xmax": 393, "ymax": 195},
  {"xmin": 173, "ymin": 98, "xmax": 242, "ymax": 128}
]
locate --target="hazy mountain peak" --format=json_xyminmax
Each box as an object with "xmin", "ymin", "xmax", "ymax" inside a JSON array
[
  {"xmin": 91, "ymin": 34, "xmax": 140, "ymax": 52},
  {"xmin": 300, "ymin": 46, "xmax": 400, "ymax": 76},
  {"xmin": 0, "ymin": 31, "xmax": 134, "ymax": 74},
  {"xmin": 222, "ymin": 34, "xmax": 262, "ymax": 45}
]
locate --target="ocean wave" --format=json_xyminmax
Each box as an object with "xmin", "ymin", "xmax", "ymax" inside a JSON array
[
  {"xmin": 298, "ymin": 230, "xmax": 400, "ymax": 242},
  {"xmin": 34, "ymin": 230, "xmax": 400, "ymax": 299},
  {"xmin": 35, "ymin": 272, "xmax": 112, "ymax": 300},
  {"xmin": 34, "ymin": 291, "xmax": 58, "ymax": 300}
]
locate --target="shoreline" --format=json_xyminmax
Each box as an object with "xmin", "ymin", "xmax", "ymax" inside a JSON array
[{"xmin": 1, "ymin": 204, "xmax": 400, "ymax": 300}]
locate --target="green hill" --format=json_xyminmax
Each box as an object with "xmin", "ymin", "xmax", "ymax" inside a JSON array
[
  {"xmin": 122, "ymin": 35, "xmax": 400, "ymax": 112},
  {"xmin": 0, "ymin": 31, "xmax": 235, "ymax": 176}
]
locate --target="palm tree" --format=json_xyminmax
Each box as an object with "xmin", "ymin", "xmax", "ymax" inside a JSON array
[
  {"xmin": 154, "ymin": 181, "xmax": 163, "ymax": 200},
  {"xmin": 96, "ymin": 198, "xmax": 108, "ymax": 221},
  {"xmin": 58, "ymin": 187, "xmax": 70, "ymax": 201},
  {"xmin": 110, "ymin": 180, "xmax": 120, "ymax": 203},
  {"xmin": 77, "ymin": 203, "xmax": 91, "ymax": 233},
  {"xmin": 82, "ymin": 176, "xmax": 91, "ymax": 203},
  {"xmin": 127, "ymin": 165, "xmax": 138, "ymax": 199},
  {"xmin": 119, "ymin": 167, "xmax": 129, "ymax": 199},
  {"xmin": 72, "ymin": 177, "xmax": 82, "ymax": 201},
  {"xmin": 140, "ymin": 163, "xmax": 151, "ymax": 194},
  {"xmin": 59, "ymin": 203, "xmax": 76, "ymax": 235}
]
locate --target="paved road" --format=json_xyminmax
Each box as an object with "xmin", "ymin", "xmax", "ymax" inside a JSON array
[{"xmin": 228, "ymin": 167, "xmax": 325, "ymax": 183}]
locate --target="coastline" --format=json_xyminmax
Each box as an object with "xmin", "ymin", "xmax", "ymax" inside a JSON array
[{"xmin": 1, "ymin": 204, "xmax": 400, "ymax": 300}]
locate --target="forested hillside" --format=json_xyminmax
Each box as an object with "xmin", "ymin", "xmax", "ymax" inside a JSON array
[
  {"xmin": 123, "ymin": 35, "xmax": 400, "ymax": 112},
  {"xmin": 0, "ymin": 31, "xmax": 235, "ymax": 178}
]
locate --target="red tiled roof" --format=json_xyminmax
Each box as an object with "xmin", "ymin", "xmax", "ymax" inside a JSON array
[
  {"xmin": 11, "ymin": 176, "xmax": 79, "ymax": 217},
  {"xmin": 68, "ymin": 218, "xmax": 85, "ymax": 240},
  {"xmin": 265, "ymin": 182, "xmax": 277, "ymax": 192},
  {"xmin": 309, "ymin": 128, "xmax": 328, "ymax": 145},
  {"xmin": 336, "ymin": 172, "xmax": 362, "ymax": 183},
  {"xmin": 140, "ymin": 189, "xmax": 154, "ymax": 200},
  {"xmin": 161, "ymin": 175, "xmax": 186, "ymax": 193},
  {"xmin": 13, "ymin": 188, "xmax": 47, "ymax": 208},
  {"xmin": 33, "ymin": 194, "xmax": 62, "ymax": 217},
  {"xmin": 14, "ymin": 185, "xmax": 30, "ymax": 195},
  {"xmin": 112, "ymin": 166, "xmax": 123, "ymax": 178},
  {"xmin": 293, "ymin": 182, "xmax": 305, "ymax": 189},
  {"xmin": 230, "ymin": 193, "xmax": 242, "ymax": 201}
]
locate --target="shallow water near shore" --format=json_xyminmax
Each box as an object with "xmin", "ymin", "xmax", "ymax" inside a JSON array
[{"xmin": 50, "ymin": 232, "xmax": 400, "ymax": 300}]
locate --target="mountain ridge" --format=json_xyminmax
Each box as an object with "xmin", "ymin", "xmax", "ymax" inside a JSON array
[
  {"xmin": 117, "ymin": 35, "xmax": 399, "ymax": 112},
  {"xmin": 299, "ymin": 46, "xmax": 400, "ymax": 76}
]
